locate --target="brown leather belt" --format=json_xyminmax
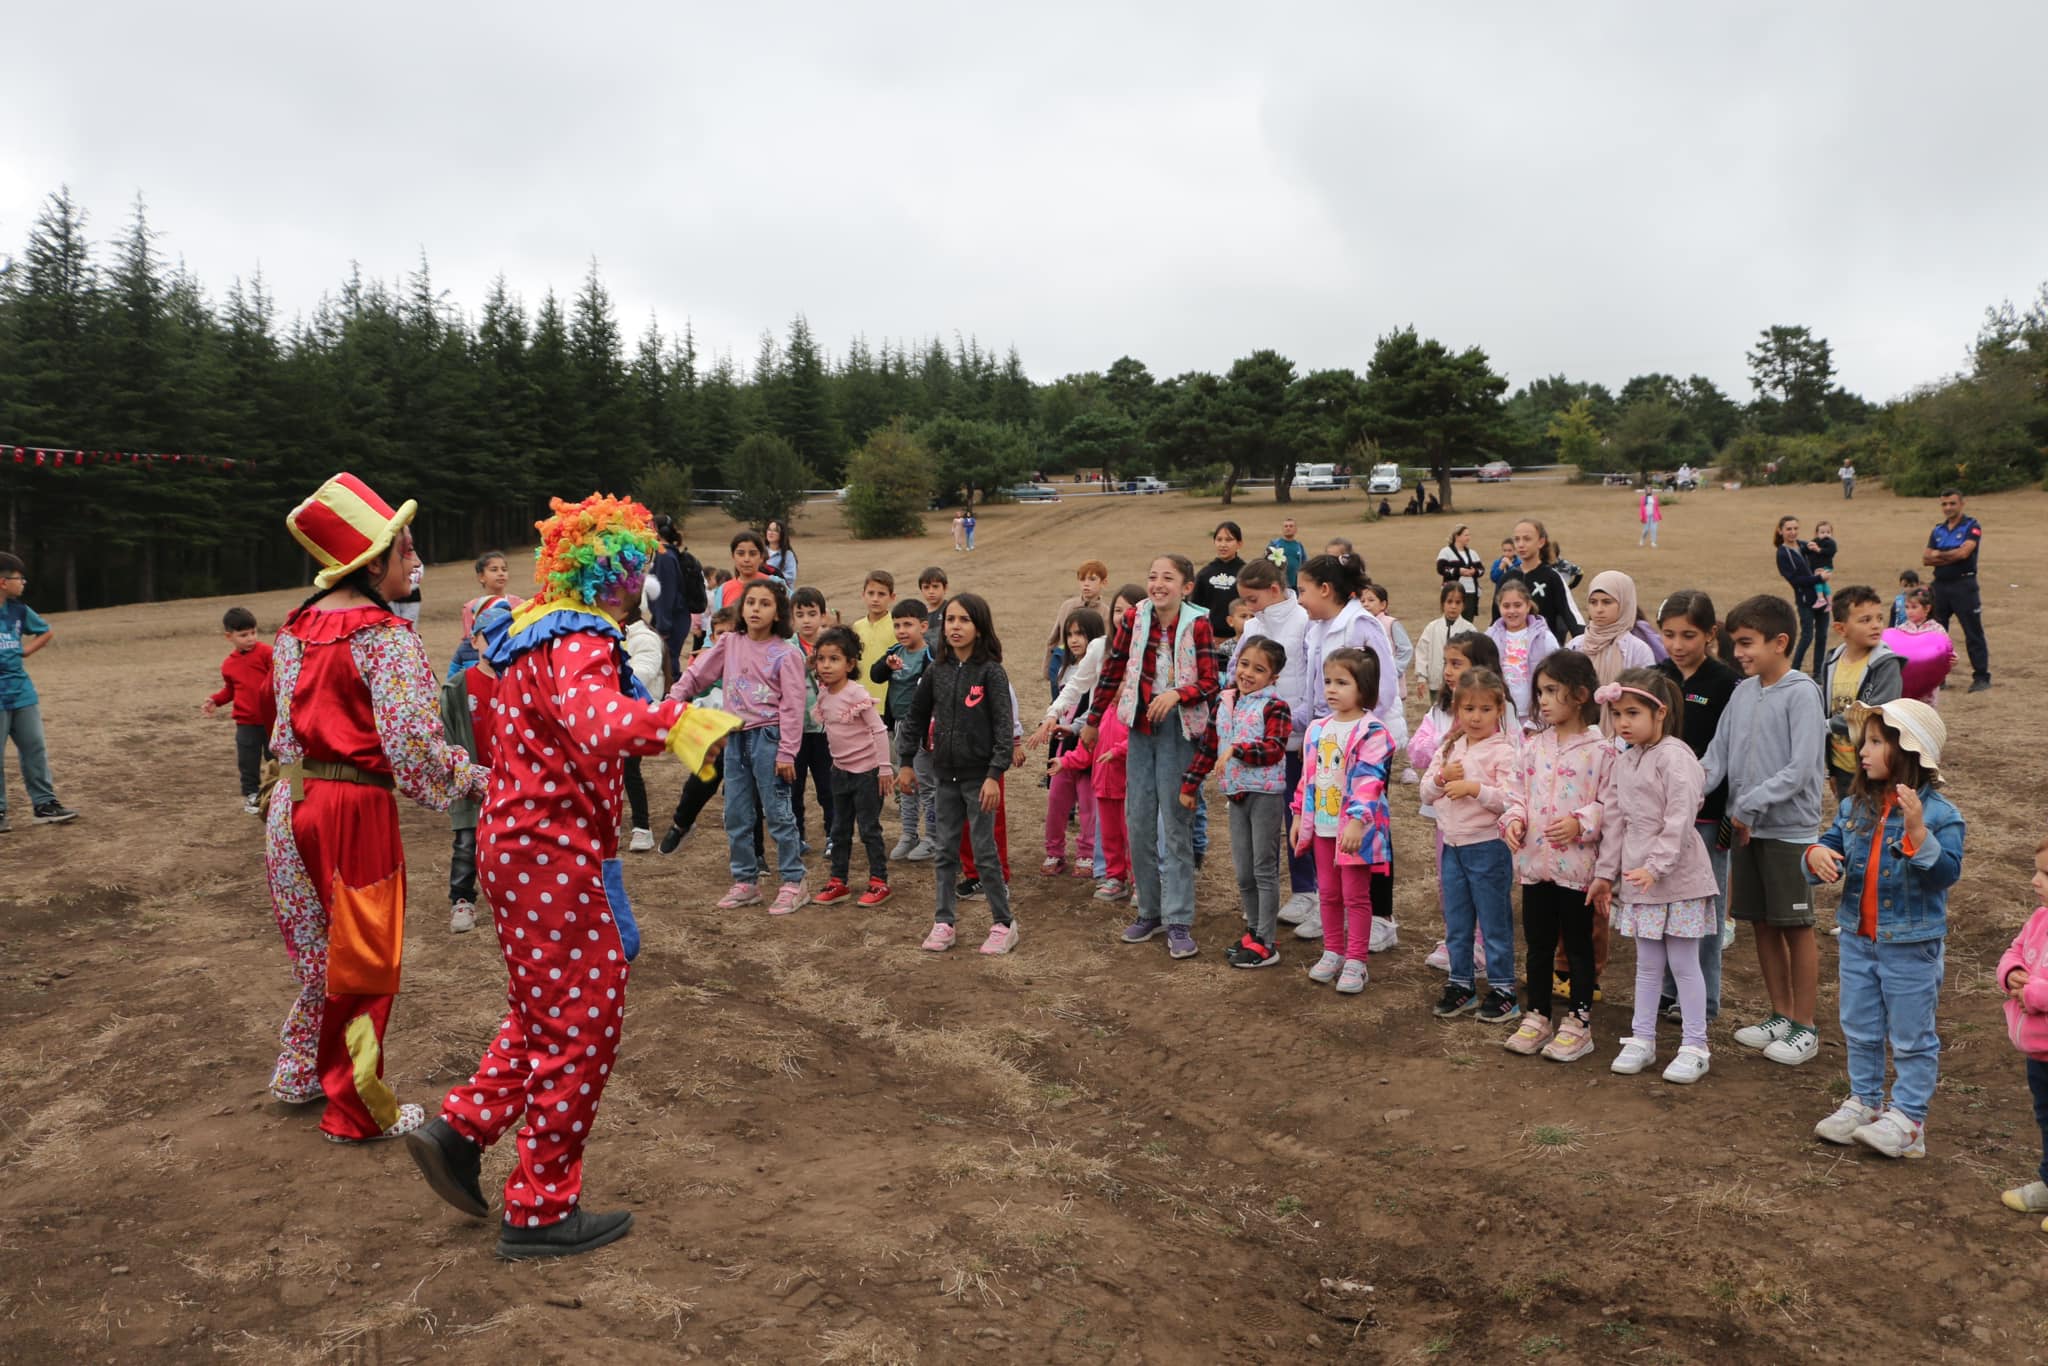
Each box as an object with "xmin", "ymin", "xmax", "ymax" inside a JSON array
[{"xmin": 280, "ymin": 759, "xmax": 396, "ymax": 801}]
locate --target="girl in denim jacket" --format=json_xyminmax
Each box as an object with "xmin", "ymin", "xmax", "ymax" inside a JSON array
[{"xmin": 1805, "ymin": 699, "xmax": 1964, "ymax": 1159}]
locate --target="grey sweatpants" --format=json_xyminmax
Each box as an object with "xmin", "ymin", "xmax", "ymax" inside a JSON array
[
  {"xmin": 932, "ymin": 773, "xmax": 1012, "ymax": 927},
  {"xmin": 893, "ymin": 719, "xmax": 938, "ymax": 841},
  {"xmin": 1229, "ymin": 791, "xmax": 1288, "ymax": 945}
]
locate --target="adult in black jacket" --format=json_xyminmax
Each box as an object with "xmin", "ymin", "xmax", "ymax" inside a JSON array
[
  {"xmin": 1510, "ymin": 517, "xmax": 1582, "ymax": 641},
  {"xmin": 649, "ymin": 515, "xmax": 707, "ymax": 682},
  {"xmin": 1773, "ymin": 515, "xmax": 1821, "ymax": 672}
]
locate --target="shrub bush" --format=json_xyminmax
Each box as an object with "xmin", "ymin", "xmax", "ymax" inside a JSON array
[{"xmin": 843, "ymin": 419, "xmax": 935, "ymax": 540}]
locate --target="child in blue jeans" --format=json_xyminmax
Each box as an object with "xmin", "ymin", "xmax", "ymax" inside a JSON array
[
  {"xmin": 1420, "ymin": 667, "xmax": 1520, "ymax": 1023},
  {"xmin": 1805, "ymin": 699, "xmax": 1963, "ymax": 1159}
]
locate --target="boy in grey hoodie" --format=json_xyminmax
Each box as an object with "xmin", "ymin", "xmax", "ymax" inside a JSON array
[
  {"xmin": 1703, "ymin": 595, "xmax": 1827, "ymax": 1068},
  {"xmin": 1819, "ymin": 586, "xmax": 1903, "ymax": 799}
]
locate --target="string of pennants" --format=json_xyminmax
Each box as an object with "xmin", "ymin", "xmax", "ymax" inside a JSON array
[{"xmin": 2, "ymin": 442, "xmax": 248, "ymax": 472}]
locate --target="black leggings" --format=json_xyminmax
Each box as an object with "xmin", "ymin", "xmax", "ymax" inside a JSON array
[{"xmin": 1524, "ymin": 880, "xmax": 1595, "ymax": 1018}]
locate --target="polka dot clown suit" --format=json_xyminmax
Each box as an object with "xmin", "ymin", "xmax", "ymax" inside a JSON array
[{"xmin": 435, "ymin": 496, "xmax": 738, "ymax": 1231}]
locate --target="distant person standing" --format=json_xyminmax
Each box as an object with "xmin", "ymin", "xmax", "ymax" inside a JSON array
[
  {"xmin": 951, "ymin": 511, "xmax": 966, "ymax": 552},
  {"xmin": 1923, "ymin": 489, "xmax": 1990, "ymax": 692},
  {"xmin": 963, "ymin": 509, "xmax": 978, "ymax": 551},
  {"xmin": 0, "ymin": 552, "xmax": 78, "ymax": 830},
  {"xmin": 762, "ymin": 518, "xmax": 798, "ymax": 588},
  {"xmin": 1192, "ymin": 521, "xmax": 1248, "ymax": 636},
  {"xmin": 1638, "ymin": 488, "xmax": 1662, "ymax": 548},
  {"xmin": 1488, "ymin": 537, "xmax": 1521, "ymax": 624},
  {"xmin": 1266, "ymin": 516, "xmax": 1307, "ymax": 591},
  {"xmin": 1774, "ymin": 515, "xmax": 1823, "ymax": 674},
  {"xmin": 1435, "ymin": 524, "xmax": 1483, "ymax": 621},
  {"xmin": 1838, "ymin": 460, "xmax": 1856, "ymax": 500}
]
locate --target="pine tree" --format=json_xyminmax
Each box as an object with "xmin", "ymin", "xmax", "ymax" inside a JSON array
[{"xmin": 771, "ymin": 313, "xmax": 843, "ymax": 483}]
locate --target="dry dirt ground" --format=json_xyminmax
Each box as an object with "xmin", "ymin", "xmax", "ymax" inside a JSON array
[{"xmin": 4, "ymin": 478, "xmax": 2047, "ymax": 1364}]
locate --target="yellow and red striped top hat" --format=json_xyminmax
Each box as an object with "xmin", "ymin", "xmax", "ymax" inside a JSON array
[{"xmin": 287, "ymin": 473, "xmax": 419, "ymax": 589}]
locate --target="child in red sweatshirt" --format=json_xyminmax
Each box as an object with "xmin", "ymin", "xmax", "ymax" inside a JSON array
[{"xmin": 203, "ymin": 606, "xmax": 276, "ymax": 815}]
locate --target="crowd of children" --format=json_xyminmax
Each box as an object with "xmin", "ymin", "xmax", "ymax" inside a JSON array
[{"xmin": 73, "ymin": 475, "xmax": 2048, "ymax": 1254}]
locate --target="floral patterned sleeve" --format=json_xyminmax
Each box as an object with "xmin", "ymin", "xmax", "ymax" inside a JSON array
[
  {"xmin": 269, "ymin": 634, "xmax": 305, "ymax": 767},
  {"xmin": 353, "ymin": 625, "xmax": 489, "ymax": 811}
]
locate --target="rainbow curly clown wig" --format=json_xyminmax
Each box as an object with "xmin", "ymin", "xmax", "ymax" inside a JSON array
[{"xmin": 532, "ymin": 493, "xmax": 657, "ymax": 609}]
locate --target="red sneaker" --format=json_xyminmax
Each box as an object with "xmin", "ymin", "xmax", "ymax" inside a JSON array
[
  {"xmin": 857, "ymin": 879, "xmax": 893, "ymax": 907},
  {"xmin": 813, "ymin": 877, "xmax": 853, "ymax": 905}
]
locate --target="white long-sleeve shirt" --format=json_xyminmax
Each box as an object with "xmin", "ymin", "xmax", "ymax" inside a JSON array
[{"xmin": 1227, "ymin": 596, "xmax": 1312, "ymax": 750}]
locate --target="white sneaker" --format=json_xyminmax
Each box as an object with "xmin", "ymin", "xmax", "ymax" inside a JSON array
[
  {"xmin": 1293, "ymin": 909, "xmax": 1324, "ymax": 941},
  {"xmin": 907, "ymin": 838, "xmax": 938, "ymax": 862},
  {"xmin": 1308, "ymin": 950, "xmax": 1343, "ymax": 984},
  {"xmin": 1335, "ymin": 959, "xmax": 1369, "ymax": 994},
  {"xmin": 627, "ymin": 827, "xmax": 654, "ymax": 853},
  {"xmin": 1399, "ymin": 767, "xmax": 1420, "ymax": 785},
  {"xmin": 1733, "ymin": 1013, "xmax": 1794, "ymax": 1050},
  {"xmin": 449, "ymin": 901, "xmax": 477, "ymax": 934},
  {"xmin": 1720, "ymin": 916, "xmax": 1737, "ymax": 950},
  {"xmin": 1278, "ymin": 892, "xmax": 1315, "ymax": 925},
  {"xmin": 1424, "ymin": 940, "xmax": 1451, "ymax": 972},
  {"xmin": 1610, "ymin": 1037, "xmax": 1657, "ymax": 1075},
  {"xmin": 1763, "ymin": 1025, "xmax": 1819, "ymax": 1066},
  {"xmin": 1369, "ymin": 916, "xmax": 1399, "ymax": 953},
  {"xmin": 1814, "ymin": 1097, "xmax": 1880, "ymax": 1145},
  {"xmin": 1661, "ymin": 1045, "xmax": 1710, "ymax": 1085},
  {"xmin": 242, "ymin": 794, "xmax": 263, "ymax": 816},
  {"xmin": 891, "ymin": 834, "xmax": 918, "ymax": 860},
  {"xmin": 1852, "ymin": 1108, "xmax": 1926, "ymax": 1158}
]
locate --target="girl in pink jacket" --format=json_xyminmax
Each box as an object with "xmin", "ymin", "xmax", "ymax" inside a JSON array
[
  {"xmin": 1064, "ymin": 703, "xmax": 1131, "ymax": 902},
  {"xmin": 1592, "ymin": 670, "xmax": 1721, "ymax": 1086},
  {"xmin": 1502, "ymin": 652, "xmax": 1610, "ymax": 1062},
  {"xmin": 1998, "ymin": 836, "xmax": 2048, "ymax": 1224}
]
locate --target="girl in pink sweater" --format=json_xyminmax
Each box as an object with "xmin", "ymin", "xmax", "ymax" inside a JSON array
[
  {"xmin": 1420, "ymin": 667, "xmax": 1521, "ymax": 1023},
  {"xmin": 1592, "ymin": 670, "xmax": 1720, "ymax": 1085},
  {"xmin": 1502, "ymin": 651, "xmax": 1611, "ymax": 1062},
  {"xmin": 1998, "ymin": 837, "xmax": 2048, "ymax": 1223}
]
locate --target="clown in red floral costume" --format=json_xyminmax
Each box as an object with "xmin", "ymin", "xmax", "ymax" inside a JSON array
[
  {"xmin": 268, "ymin": 474, "xmax": 490, "ymax": 1142},
  {"xmin": 408, "ymin": 493, "xmax": 738, "ymax": 1260}
]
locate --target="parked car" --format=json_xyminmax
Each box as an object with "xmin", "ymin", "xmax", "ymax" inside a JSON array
[
  {"xmin": 1122, "ymin": 475, "xmax": 1169, "ymax": 494},
  {"xmin": 1290, "ymin": 462, "xmax": 1343, "ymax": 491},
  {"xmin": 1002, "ymin": 483, "xmax": 1061, "ymax": 503},
  {"xmin": 1478, "ymin": 460, "xmax": 1512, "ymax": 483},
  {"xmin": 1366, "ymin": 462, "xmax": 1404, "ymax": 495}
]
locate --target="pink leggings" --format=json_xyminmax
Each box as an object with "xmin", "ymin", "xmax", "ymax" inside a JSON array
[
  {"xmin": 1312, "ymin": 835, "xmax": 1375, "ymax": 961},
  {"xmin": 1045, "ymin": 767, "xmax": 1098, "ymax": 863}
]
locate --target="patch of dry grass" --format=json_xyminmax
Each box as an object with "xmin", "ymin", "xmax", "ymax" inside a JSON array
[
  {"xmin": 815, "ymin": 1320, "xmax": 921, "ymax": 1364},
  {"xmin": 589, "ymin": 1267, "xmax": 698, "ymax": 1336},
  {"xmin": 3, "ymin": 1093, "xmax": 108, "ymax": 1173},
  {"xmin": 1685, "ymin": 1176, "xmax": 1791, "ymax": 1225}
]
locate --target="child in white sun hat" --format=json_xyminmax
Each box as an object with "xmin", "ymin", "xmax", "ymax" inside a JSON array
[{"xmin": 1804, "ymin": 698, "xmax": 1964, "ymax": 1159}]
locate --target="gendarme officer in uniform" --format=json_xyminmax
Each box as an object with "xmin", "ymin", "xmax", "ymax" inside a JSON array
[{"xmin": 1923, "ymin": 488, "xmax": 1990, "ymax": 693}]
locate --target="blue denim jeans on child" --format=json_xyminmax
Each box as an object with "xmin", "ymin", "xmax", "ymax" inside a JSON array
[
  {"xmin": 1126, "ymin": 719, "xmax": 1196, "ymax": 926},
  {"xmin": 1442, "ymin": 838, "xmax": 1515, "ymax": 990},
  {"xmin": 723, "ymin": 725, "xmax": 803, "ymax": 886},
  {"xmin": 0, "ymin": 703, "xmax": 57, "ymax": 816},
  {"xmin": 1837, "ymin": 931, "xmax": 1943, "ymax": 1123}
]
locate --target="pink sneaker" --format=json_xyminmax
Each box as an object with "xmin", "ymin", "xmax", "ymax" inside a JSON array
[
  {"xmin": 717, "ymin": 881, "xmax": 761, "ymax": 909},
  {"xmin": 979, "ymin": 923, "xmax": 1019, "ymax": 955},
  {"xmin": 921, "ymin": 922, "xmax": 957, "ymax": 952},
  {"xmin": 768, "ymin": 880, "xmax": 809, "ymax": 916}
]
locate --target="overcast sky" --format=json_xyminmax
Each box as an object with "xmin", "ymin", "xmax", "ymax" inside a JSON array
[{"xmin": 4, "ymin": 2, "xmax": 2042, "ymax": 404}]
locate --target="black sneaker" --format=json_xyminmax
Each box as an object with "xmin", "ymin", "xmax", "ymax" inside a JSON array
[
  {"xmin": 658, "ymin": 824, "xmax": 688, "ymax": 856},
  {"xmin": 32, "ymin": 802, "xmax": 77, "ymax": 825},
  {"xmin": 495, "ymin": 1207, "xmax": 634, "ymax": 1261},
  {"xmin": 1475, "ymin": 988, "xmax": 1522, "ymax": 1025},
  {"xmin": 1226, "ymin": 935, "xmax": 1281, "ymax": 970},
  {"xmin": 1969, "ymin": 677, "xmax": 1992, "ymax": 694},
  {"xmin": 406, "ymin": 1118, "xmax": 488, "ymax": 1218},
  {"xmin": 1433, "ymin": 984, "xmax": 1479, "ymax": 1018},
  {"xmin": 0, "ymin": 814, "xmax": 10, "ymax": 834},
  {"xmin": 957, "ymin": 877, "xmax": 985, "ymax": 900},
  {"xmin": 1659, "ymin": 997, "xmax": 1682, "ymax": 1021},
  {"xmin": 1193, "ymin": 851, "xmax": 1205, "ymax": 871}
]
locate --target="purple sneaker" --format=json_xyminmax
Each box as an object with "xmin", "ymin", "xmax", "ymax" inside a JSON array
[
  {"xmin": 1121, "ymin": 916, "xmax": 1164, "ymax": 944},
  {"xmin": 1166, "ymin": 925, "xmax": 1198, "ymax": 959}
]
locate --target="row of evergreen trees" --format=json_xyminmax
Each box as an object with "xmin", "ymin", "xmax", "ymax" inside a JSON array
[
  {"xmin": 0, "ymin": 191, "xmax": 1043, "ymax": 610},
  {"xmin": 4, "ymin": 187, "xmax": 2040, "ymax": 610}
]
